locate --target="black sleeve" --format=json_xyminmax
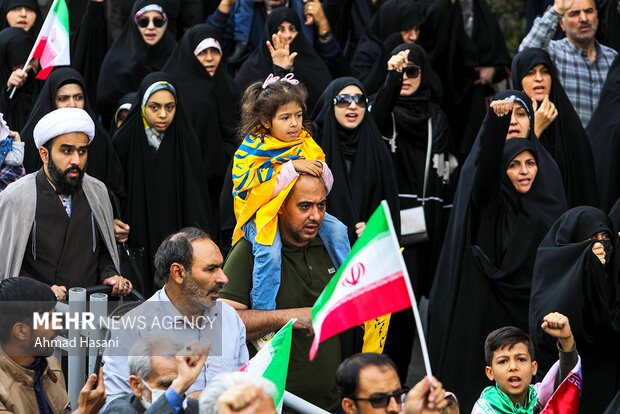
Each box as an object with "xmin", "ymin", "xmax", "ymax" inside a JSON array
[
  {"xmin": 371, "ymin": 70, "xmax": 403, "ymax": 136},
  {"xmin": 98, "ymin": 239, "xmax": 118, "ymax": 283},
  {"xmin": 554, "ymin": 341, "xmax": 579, "ymax": 389},
  {"xmin": 471, "ymin": 110, "xmax": 510, "ymax": 209},
  {"xmin": 71, "ymin": 1, "xmax": 108, "ymax": 110}
]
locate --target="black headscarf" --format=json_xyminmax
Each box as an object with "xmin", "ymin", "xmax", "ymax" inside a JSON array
[
  {"xmin": 109, "ymin": 92, "xmax": 137, "ymax": 136},
  {"xmin": 512, "ymin": 47, "xmax": 599, "ymax": 208},
  {"xmin": 311, "ymin": 77, "xmax": 400, "ymax": 243},
  {"xmin": 596, "ymin": 0, "xmax": 620, "ymax": 52},
  {"xmin": 0, "ymin": 27, "xmax": 41, "ymax": 131},
  {"xmin": 530, "ymin": 206, "xmax": 620, "ymax": 412},
  {"xmin": 162, "ymin": 24, "xmax": 239, "ymax": 187},
  {"xmin": 112, "ymin": 72, "xmax": 215, "ymax": 295},
  {"xmin": 19, "ymin": 67, "xmax": 125, "ymax": 200},
  {"xmin": 427, "ymin": 90, "xmax": 568, "ymax": 411},
  {"xmin": 235, "ymin": 7, "xmax": 331, "ymax": 111},
  {"xmin": 97, "ymin": 0, "xmax": 176, "ymax": 125},
  {"xmin": 586, "ymin": 53, "xmax": 620, "ymax": 213},
  {"xmin": 0, "ymin": 0, "xmax": 42, "ymax": 34}
]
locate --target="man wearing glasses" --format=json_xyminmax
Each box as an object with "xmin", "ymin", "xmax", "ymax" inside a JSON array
[{"xmin": 337, "ymin": 353, "xmax": 451, "ymax": 414}]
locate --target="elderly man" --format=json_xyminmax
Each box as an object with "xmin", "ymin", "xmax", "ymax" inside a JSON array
[
  {"xmin": 221, "ymin": 173, "xmax": 349, "ymax": 411},
  {"xmin": 520, "ymin": 0, "xmax": 617, "ymax": 126},
  {"xmin": 0, "ymin": 107, "xmax": 131, "ymax": 299},
  {"xmin": 199, "ymin": 371, "xmax": 277, "ymax": 414},
  {"xmin": 0, "ymin": 277, "xmax": 106, "ymax": 413},
  {"xmin": 103, "ymin": 227, "xmax": 249, "ymax": 404},
  {"xmin": 337, "ymin": 353, "xmax": 449, "ymax": 414},
  {"xmin": 101, "ymin": 334, "xmax": 206, "ymax": 413}
]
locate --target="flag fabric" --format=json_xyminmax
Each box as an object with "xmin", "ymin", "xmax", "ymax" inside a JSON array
[
  {"xmin": 31, "ymin": 0, "xmax": 70, "ymax": 79},
  {"xmin": 310, "ymin": 200, "xmax": 414, "ymax": 360},
  {"xmin": 238, "ymin": 319, "xmax": 294, "ymax": 412}
]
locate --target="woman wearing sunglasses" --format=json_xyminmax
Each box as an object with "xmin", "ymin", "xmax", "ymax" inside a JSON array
[{"xmin": 97, "ymin": 0, "xmax": 176, "ymax": 126}]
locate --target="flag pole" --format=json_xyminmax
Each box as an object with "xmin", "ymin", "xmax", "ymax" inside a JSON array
[
  {"xmin": 380, "ymin": 200, "xmax": 434, "ymax": 381},
  {"xmin": 9, "ymin": 0, "xmax": 59, "ymax": 99}
]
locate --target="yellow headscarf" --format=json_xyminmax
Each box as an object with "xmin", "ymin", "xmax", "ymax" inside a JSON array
[{"xmin": 232, "ymin": 127, "xmax": 325, "ymax": 246}]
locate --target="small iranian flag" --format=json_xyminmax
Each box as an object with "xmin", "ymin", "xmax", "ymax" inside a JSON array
[
  {"xmin": 30, "ymin": 0, "xmax": 70, "ymax": 79},
  {"xmin": 310, "ymin": 201, "xmax": 432, "ymax": 380},
  {"xmin": 239, "ymin": 319, "xmax": 294, "ymax": 413}
]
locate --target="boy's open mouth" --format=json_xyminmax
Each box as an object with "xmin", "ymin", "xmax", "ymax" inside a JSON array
[{"xmin": 508, "ymin": 376, "xmax": 522, "ymax": 387}]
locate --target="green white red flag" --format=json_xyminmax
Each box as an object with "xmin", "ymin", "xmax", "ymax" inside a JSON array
[
  {"xmin": 30, "ymin": 0, "xmax": 70, "ymax": 79},
  {"xmin": 309, "ymin": 200, "xmax": 431, "ymax": 377},
  {"xmin": 238, "ymin": 319, "xmax": 294, "ymax": 413}
]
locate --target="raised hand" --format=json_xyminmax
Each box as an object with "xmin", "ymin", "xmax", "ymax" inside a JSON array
[
  {"xmin": 553, "ymin": 0, "xmax": 575, "ymax": 14},
  {"xmin": 533, "ymin": 95, "xmax": 558, "ymax": 137},
  {"xmin": 490, "ymin": 99, "xmax": 515, "ymax": 117},
  {"xmin": 266, "ymin": 33, "xmax": 297, "ymax": 70},
  {"xmin": 541, "ymin": 312, "xmax": 574, "ymax": 351},
  {"xmin": 387, "ymin": 49, "xmax": 410, "ymax": 72}
]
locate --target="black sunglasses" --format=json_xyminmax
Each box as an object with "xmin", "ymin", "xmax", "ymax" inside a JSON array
[
  {"xmin": 404, "ymin": 64, "xmax": 421, "ymax": 78},
  {"xmin": 348, "ymin": 388, "xmax": 409, "ymax": 408},
  {"xmin": 333, "ymin": 93, "xmax": 368, "ymax": 108},
  {"xmin": 136, "ymin": 16, "xmax": 167, "ymax": 28}
]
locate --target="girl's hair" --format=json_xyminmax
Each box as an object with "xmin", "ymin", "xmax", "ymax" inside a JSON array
[{"xmin": 238, "ymin": 78, "xmax": 312, "ymax": 139}]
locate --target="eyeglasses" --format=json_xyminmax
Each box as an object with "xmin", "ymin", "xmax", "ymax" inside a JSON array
[
  {"xmin": 136, "ymin": 16, "xmax": 167, "ymax": 28},
  {"xmin": 348, "ymin": 388, "xmax": 409, "ymax": 408},
  {"xmin": 404, "ymin": 64, "xmax": 421, "ymax": 78},
  {"xmin": 333, "ymin": 93, "xmax": 368, "ymax": 108}
]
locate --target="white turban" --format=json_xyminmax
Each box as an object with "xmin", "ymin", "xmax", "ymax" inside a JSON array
[{"xmin": 33, "ymin": 108, "xmax": 95, "ymax": 149}]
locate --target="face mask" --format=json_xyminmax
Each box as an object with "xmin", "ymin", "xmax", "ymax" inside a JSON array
[{"xmin": 139, "ymin": 379, "xmax": 166, "ymax": 409}]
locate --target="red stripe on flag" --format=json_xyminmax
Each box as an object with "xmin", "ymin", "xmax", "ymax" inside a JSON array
[
  {"xmin": 540, "ymin": 370, "xmax": 581, "ymax": 414},
  {"xmin": 36, "ymin": 66, "xmax": 53, "ymax": 80},
  {"xmin": 32, "ymin": 37, "xmax": 48, "ymax": 59},
  {"xmin": 310, "ymin": 273, "xmax": 411, "ymax": 359}
]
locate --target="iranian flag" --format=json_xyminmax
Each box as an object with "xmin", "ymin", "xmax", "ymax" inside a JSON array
[
  {"xmin": 239, "ymin": 319, "xmax": 294, "ymax": 413},
  {"xmin": 310, "ymin": 201, "xmax": 429, "ymax": 367},
  {"xmin": 30, "ymin": 0, "xmax": 70, "ymax": 79}
]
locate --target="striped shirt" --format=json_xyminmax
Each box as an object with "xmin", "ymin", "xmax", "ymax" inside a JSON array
[{"xmin": 519, "ymin": 6, "xmax": 617, "ymax": 126}]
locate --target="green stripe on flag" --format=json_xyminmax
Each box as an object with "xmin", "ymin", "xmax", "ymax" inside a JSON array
[
  {"xmin": 312, "ymin": 202, "xmax": 391, "ymax": 318},
  {"xmin": 262, "ymin": 319, "xmax": 293, "ymax": 412},
  {"xmin": 52, "ymin": 0, "xmax": 69, "ymax": 31}
]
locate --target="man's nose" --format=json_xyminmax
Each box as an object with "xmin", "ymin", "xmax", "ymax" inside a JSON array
[
  {"xmin": 215, "ymin": 269, "xmax": 228, "ymax": 285},
  {"xmin": 387, "ymin": 395, "xmax": 401, "ymax": 413}
]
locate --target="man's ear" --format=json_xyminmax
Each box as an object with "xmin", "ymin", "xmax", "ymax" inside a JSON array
[
  {"xmin": 11, "ymin": 322, "xmax": 30, "ymax": 342},
  {"xmin": 39, "ymin": 146, "xmax": 49, "ymax": 164},
  {"xmin": 531, "ymin": 360, "xmax": 538, "ymax": 377},
  {"xmin": 170, "ymin": 263, "xmax": 186, "ymax": 285},
  {"xmin": 485, "ymin": 365, "xmax": 495, "ymax": 382},
  {"xmin": 341, "ymin": 397, "xmax": 357, "ymax": 414},
  {"xmin": 129, "ymin": 374, "xmax": 144, "ymax": 398},
  {"xmin": 559, "ymin": 18, "xmax": 566, "ymax": 33}
]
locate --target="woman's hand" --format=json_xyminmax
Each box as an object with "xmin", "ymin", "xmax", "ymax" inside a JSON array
[
  {"xmin": 267, "ymin": 33, "xmax": 297, "ymax": 70},
  {"xmin": 292, "ymin": 159, "xmax": 323, "ymax": 176},
  {"xmin": 533, "ymin": 95, "xmax": 558, "ymax": 137},
  {"xmin": 387, "ymin": 49, "xmax": 410, "ymax": 72},
  {"xmin": 592, "ymin": 242, "xmax": 606, "ymax": 265},
  {"xmin": 50, "ymin": 285, "xmax": 67, "ymax": 302},
  {"xmin": 7, "ymin": 69, "xmax": 27, "ymax": 88},
  {"xmin": 355, "ymin": 222, "xmax": 366, "ymax": 237},
  {"xmin": 490, "ymin": 99, "xmax": 515, "ymax": 117}
]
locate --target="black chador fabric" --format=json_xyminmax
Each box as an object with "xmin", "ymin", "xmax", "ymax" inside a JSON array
[
  {"xmin": 20, "ymin": 169, "xmax": 117, "ymax": 289},
  {"xmin": 113, "ymin": 72, "xmax": 215, "ymax": 295},
  {"xmin": 0, "ymin": 0, "xmax": 42, "ymax": 34},
  {"xmin": 109, "ymin": 92, "xmax": 137, "ymax": 136},
  {"xmin": 427, "ymin": 90, "xmax": 567, "ymax": 412},
  {"xmin": 512, "ymin": 48, "xmax": 599, "ymax": 208},
  {"xmin": 586, "ymin": 54, "xmax": 620, "ymax": 213},
  {"xmin": 162, "ymin": 24, "xmax": 240, "ymax": 202},
  {"xmin": 235, "ymin": 7, "xmax": 331, "ymax": 111},
  {"xmin": 20, "ymin": 67, "xmax": 125, "ymax": 201},
  {"xmin": 612, "ymin": 198, "xmax": 620, "ymax": 231},
  {"xmin": 350, "ymin": 0, "xmax": 425, "ymax": 95},
  {"xmin": 97, "ymin": 0, "xmax": 176, "ymax": 125},
  {"xmin": 605, "ymin": 390, "xmax": 620, "ymax": 414},
  {"xmin": 419, "ymin": 0, "xmax": 511, "ymax": 159},
  {"xmin": 530, "ymin": 206, "xmax": 620, "ymax": 413},
  {"xmin": 311, "ymin": 77, "xmax": 400, "ymax": 244},
  {"xmin": 596, "ymin": 0, "xmax": 620, "ymax": 52},
  {"xmin": 0, "ymin": 27, "xmax": 42, "ymax": 132}
]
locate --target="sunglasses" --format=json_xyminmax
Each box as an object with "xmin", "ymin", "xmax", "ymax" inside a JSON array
[
  {"xmin": 349, "ymin": 388, "xmax": 409, "ymax": 408},
  {"xmin": 136, "ymin": 16, "xmax": 167, "ymax": 28},
  {"xmin": 333, "ymin": 93, "xmax": 368, "ymax": 108},
  {"xmin": 404, "ymin": 64, "xmax": 421, "ymax": 78}
]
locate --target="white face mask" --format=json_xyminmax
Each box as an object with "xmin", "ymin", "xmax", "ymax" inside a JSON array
[{"xmin": 139, "ymin": 379, "xmax": 166, "ymax": 409}]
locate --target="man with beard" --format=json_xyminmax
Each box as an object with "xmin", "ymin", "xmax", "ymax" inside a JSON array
[
  {"xmin": 0, "ymin": 107, "xmax": 132, "ymax": 300},
  {"xmin": 520, "ymin": 0, "xmax": 617, "ymax": 126},
  {"xmin": 220, "ymin": 174, "xmax": 346, "ymax": 412},
  {"xmin": 0, "ymin": 277, "xmax": 107, "ymax": 413},
  {"xmin": 102, "ymin": 227, "xmax": 249, "ymax": 406}
]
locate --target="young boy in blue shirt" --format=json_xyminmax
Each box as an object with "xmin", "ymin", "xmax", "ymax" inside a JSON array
[{"xmin": 473, "ymin": 312, "xmax": 580, "ymax": 414}]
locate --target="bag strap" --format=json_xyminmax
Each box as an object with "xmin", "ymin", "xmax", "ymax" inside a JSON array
[{"xmin": 422, "ymin": 117, "xmax": 432, "ymax": 206}]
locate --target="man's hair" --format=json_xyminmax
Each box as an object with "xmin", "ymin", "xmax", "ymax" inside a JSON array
[
  {"xmin": 127, "ymin": 333, "xmax": 183, "ymax": 381},
  {"xmin": 199, "ymin": 371, "xmax": 277, "ymax": 414},
  {"xmin": 0, "ymin": 277, "xmax": 56, "ymax": 344},
  {"xmin": 336, "ymin": 353, "xmax": 399, "ymax": 399},
  {"xmin": 153, "ymin": 227, "xmax": 211, "ymax": 287},
  {"xmin": 484, "ymin": 326, "xmax": 535, "ymax": 366}
]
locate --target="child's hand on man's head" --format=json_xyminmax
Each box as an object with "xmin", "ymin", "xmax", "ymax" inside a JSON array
[{"xmin": 541, "ymin": 312, "xmax": 575, "ymax": 351}]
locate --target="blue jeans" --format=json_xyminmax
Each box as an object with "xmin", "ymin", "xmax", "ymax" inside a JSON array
[
  {"xmin": 242, "ymin": 212, "xmax": 351, "ymax": 310},
  {"xmin": 232, "ymin": 0, "xmax": 254, "ymax": 43}
]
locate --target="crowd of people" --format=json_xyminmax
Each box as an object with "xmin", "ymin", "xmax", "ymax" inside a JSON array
[{"xmin": 0, "ymin": 0, "xmax": 619, "ymax": 411}]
